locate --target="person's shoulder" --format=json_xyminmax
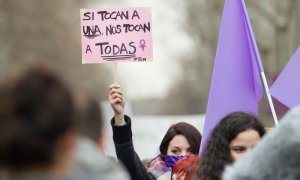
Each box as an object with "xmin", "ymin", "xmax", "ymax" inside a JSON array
[
  {"xmin": 72, "ymin": 137, "xmax": 130, "ymax": 180},
  {"xmin": 69, "ymin": 171, "xmax": 130, "ymax": 180}
]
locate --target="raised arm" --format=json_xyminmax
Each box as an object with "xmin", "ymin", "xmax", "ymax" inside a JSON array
[
  {"xmin": 109, "ymin": 84, "xmax": 126, "ymax": 126},
  {"xmin": 109, "ymin": 84, "xmax": 150, "ymax": 180}
]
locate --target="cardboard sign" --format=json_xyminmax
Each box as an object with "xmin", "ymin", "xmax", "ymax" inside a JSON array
[{"xmin": 80, "ymin": 7, "xmax": 152, "ymax": 64}]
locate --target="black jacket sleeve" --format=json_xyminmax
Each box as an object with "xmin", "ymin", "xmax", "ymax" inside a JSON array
[{"xmin": 111, "ymin": 115, "xmax": 152, "ymax": 180}]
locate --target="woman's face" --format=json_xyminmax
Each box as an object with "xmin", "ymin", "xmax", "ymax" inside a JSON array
[
  {"xmin": 229, "ymin": 129, "xmax": 261, "ymax": 161},
  {"xmin": 167, "ymin": 134, "xmax": 192, "ymax": 156}
]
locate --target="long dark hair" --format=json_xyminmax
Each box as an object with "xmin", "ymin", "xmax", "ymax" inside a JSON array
[
  {"xmin": 159, "ymin": 122, "xmax": 202, "ymax": 155},
  {"xmin": 196, "ymin": 112, "xmax": 265, "ymax": 180}
]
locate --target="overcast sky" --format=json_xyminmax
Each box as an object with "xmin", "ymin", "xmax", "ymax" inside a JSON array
[{"xmin": 95, "ymin": 0, "xmax": 195, "ymax": 100}]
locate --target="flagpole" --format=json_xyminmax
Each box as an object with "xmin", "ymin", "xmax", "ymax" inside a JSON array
[
  {"xmin": 261, "ymin": 72, "xmax": 279, "ymax": 126},
  {"xmin": 241, "ymin": 0, "xmax": 279, "ymax": 126}
]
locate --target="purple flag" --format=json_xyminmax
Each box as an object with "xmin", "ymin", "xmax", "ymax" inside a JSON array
[
  {"xmin": 199, "ymin": 0, "xmax": 264, "ymax": 154},
  {"xmin": 270, "ymin": 46, "xmax": 300, "ymax": 108}
]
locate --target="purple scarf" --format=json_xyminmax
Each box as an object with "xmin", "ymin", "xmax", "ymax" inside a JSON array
[
  {"xmin": 147, "ymin": 155, "xmax": 188, "ymax": 179},
  {"xmin": 165, "ymin": 155, "xmax": 188, "ymax": 169}
]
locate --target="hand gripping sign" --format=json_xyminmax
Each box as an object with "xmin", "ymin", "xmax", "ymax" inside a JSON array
[{"xmin": 80, "ymin": 7, "xmax": 152, "ymax": 64}]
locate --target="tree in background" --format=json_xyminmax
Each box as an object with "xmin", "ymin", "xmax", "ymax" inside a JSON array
[
  {"xmin": 0, "ymin": 0, "xmax": 111, "ymax": 99},
  {"xmin": 164, "ymin": 0, "xmax": 300, "ymax": 126},
  {"xmin": 1, "ymin": 0, "xmax": 299, "ymax": 122}
]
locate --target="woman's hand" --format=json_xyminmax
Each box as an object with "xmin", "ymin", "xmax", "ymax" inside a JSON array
[{"xmin": 109, "ymin": 84, "xmax": 126, "ymax": 126}]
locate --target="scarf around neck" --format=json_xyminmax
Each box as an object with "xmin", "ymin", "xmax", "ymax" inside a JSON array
[{"xmin": 147, "ymin": 156, "xmax": 171, "ymax": 180}]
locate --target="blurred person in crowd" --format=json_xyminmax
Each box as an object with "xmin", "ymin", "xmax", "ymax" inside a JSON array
[
  {"xmin": 195, "ymin": 112, "xmax": 266, "ymax": 180},
  {"xmin": 172, "ymin": 154, "xmax": 199, "ymax": 180},
  {"xmin": 109, "ymin": 84, "xmax": 202, "ymax": 180},
  {"xmin": 71, "ymin": 90, "xmax": 130, "ymax": 180},
  {"xmin": 223, "ymin": 106, "xmax": 300, "ymax": 180},
  {"xmin": 0, "ymin": 67, "xmax": 77, "ymax": 179},
  {"xmin": 74, "ymin": 91, "xmax": 104, "ymax": 146}
]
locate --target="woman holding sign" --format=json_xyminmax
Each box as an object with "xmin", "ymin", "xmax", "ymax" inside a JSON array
[{"xmin": 109, "ymin": 84, "xmax": 202, "ymax": 180}]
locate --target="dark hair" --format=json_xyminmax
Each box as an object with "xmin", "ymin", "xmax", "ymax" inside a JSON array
[
  {"xmin": 159, "ymin": 122, "xmax": 202, "ymax": 155},
  {"xmin": 196, "ymin": 111, "xmax": 266, "ymax": 180},
  {"xmin": 0, "ymin": 68, "xmax": 75, "ymax": 169},
  {"xmin": 74, "ymin": 92, "xmax": 103, "ymax": 143}
]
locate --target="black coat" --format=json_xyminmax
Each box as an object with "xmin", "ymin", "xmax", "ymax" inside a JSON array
[{"xmin": 111, "ymin": 116, "xmax": 155, "ymax": 180}]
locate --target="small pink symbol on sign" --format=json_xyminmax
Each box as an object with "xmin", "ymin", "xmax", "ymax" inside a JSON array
[{"xmin": 139, "ymin": 39, "xmax": 146, "ymax": 51}]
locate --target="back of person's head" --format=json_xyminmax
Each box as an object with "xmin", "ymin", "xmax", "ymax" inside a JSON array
[
  {"xmin": 0, "ymin": 67, "xmax": 75, "ymax": 170},
  {"xmin": 159, "ymin": 122, "xmax": 202, "ymax": 155},
  {"xmin": 73, "ymin": 91, "xmax": 103, "ymax": 144},
  {"xmin": 197, "ymin": 111, "xmax": 265, "ymax": 180},
  {"xmin": 172, "ymin": 154, "xmax": 199, "ymax": 180}
]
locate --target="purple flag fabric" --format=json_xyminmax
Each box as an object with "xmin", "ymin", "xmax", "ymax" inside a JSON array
[
  {"xmin": 270, "ymin": 46, "xmax": 300, "ymax": 108},
  {"xmin": 199, "ymin": 0, "xmax": 264, "ymax": 154}
]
